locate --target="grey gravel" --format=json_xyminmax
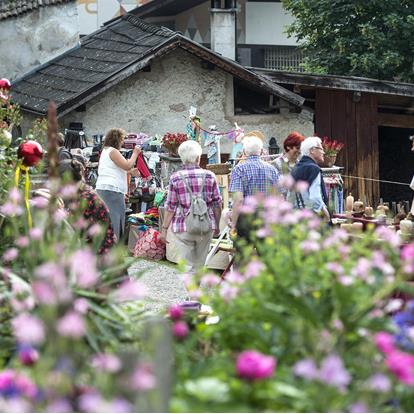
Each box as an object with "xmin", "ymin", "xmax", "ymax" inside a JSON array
[{"xmin": 128, "ymin": 258, "xmax": 188, "ymax": 313}]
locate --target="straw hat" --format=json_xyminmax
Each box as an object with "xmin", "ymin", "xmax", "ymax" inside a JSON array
[{"xmin": 242, "ymin": 130, "xmax": 265, "ymax": 142}]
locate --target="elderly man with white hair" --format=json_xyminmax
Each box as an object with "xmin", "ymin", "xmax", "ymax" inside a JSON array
[
  {"xmin": 229, "ymin": 132, "xmax": 280, "ymax": 247},
  {"xmin": 160, "ymin": 140, "xmax": 222, "ymax": 273},
  {"xmin": 290, "ymin": 136, "xmax": 330, "ymax": 220}
]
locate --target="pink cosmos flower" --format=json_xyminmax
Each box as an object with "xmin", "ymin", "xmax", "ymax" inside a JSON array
[
  {"xmin": 56, "ymin": 311, "xmax": 86, "ymax": 338},
  {"xmin": 53, "ymin": 209, "xmax": 68, "ymax": 223},
  {"xmin": 219, "ymin": 283, "xmax": 239, "ymax": 302},
  {"xmin": 3, "ymin": 247, "xmax": 18, "ymax": 262},
  {"xmin": 385, "ymin": 350, "xmax": 414, "ymax": 385},
  {"xmin": 172, "ymin": 321, "xmax": 189, "ymax": 339},
  {"xmin": 90, "ymin": 353, "xmax": 121, "ymax": 373},
  {"xmin": 46, "ymin": 399, "xmax": 73, "ymax": 413},
  {"xmin": 74, "ymin": 298, "xmax": 89, "ymax": 314},
  {"xmin": 326, "ymin": 262, "xmax": 344, "ymax": 274},
  {"xmin": 401, "ymin": 243, "xmax": 414, "ymax": 261},
  {"xmin": 29, "ymin": 227, "xmax": 43, "ymax": 240},
  {"xmin": 367, "ymin": 373, "xmax": 391, "ymax": 392},
  {"xmin": 225, "ymin": 270, "xmax": 244, "ymax": 284},
  {"xmin": 318, "ymin": 354, "xmax": 351, "ymax": 390},
  {"xmin": 236, "ymin": 350, "xmax": 276, "ymax": 381},
  {"xmin": 256, "ymin": 227, "xmax": 271, "ymax": 238},
  {"xmin": 0, "ymin": 202, "xmax": 23, "ymax": 216},
  {"xmin": 30, "ymin": 196, "xmax": 49, "ymax": 209},
  {"xmin": 245, "ymin": 260, "xmax": 264, "ymax": 279},
  {"xmin": 130, "ymin": 362, "xmax": 156, "ymax": 391},
  {"xmin": 293, "ymin": 358, "xmax": 319, "ymax": 380},
  {"xmin": 338, "ymin": 275, "xmax": 354, "ymax": 286},
  {"xmin": 112, "ymin": 279, "xmax": 146, "ymax": 302},
  {"xmin": 375, "ymin": 226, "xmax": 400, "ymax": 249},
  {"xmin": 374, "ymin": 332, "xmax": 395, "ymax": 354},
  {"xmin": 16, "ymin": 236, "xmax": 29, "ymax": 248},
  {"xmin": 200, "ymin": 273, "xmax": 221, "ymax": 287},
  {"xmin": 300, "ymin": 240, "xmax": 319, "ymax": 254},
  {"xmin": 168, "ymin": 304, "xmax": 184, "ymax": 320},
  {"xmin": 12, "ymin": 313, "xmax": 45, "ymax": 345},
  {"xmin": 9, "ymin": 187, "xmax": 21, "ymax": 203},
  {"xmin": 71, "ymin": 249, "xmax": 99, "ymax": 288},
  {"xmin": 349, "ymin": 402, "xmax": 368, "ymax": 413},
  {"xmin": 32, "ymin": 281, "xmax": 57, "ymax": 305}
]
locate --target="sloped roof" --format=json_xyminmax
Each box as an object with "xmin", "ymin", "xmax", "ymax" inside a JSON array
[
  {"xmin": 253, "ymin": 68, "xmax": 414, "ymax": 98},
  {"xmin": 11, "ymin": 14, "xmax": 304, "ymax": 116},
  {"xmin": 0, "ymin": 0, "xmax": 75, "ymax": 20}
]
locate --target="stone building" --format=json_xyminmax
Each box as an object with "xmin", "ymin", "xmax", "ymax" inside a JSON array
[
  {"xmin": 11, "ymin": 14, "xmax": 313, "ymax": 155},
  {"xmin": 0, "ymin": 0, "xmax": 79, "ymax": 80}
]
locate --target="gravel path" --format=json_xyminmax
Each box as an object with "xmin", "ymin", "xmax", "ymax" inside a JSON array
[{"xmin": 128, "ymin": 258, "xmax": 188, "ymax": 313}]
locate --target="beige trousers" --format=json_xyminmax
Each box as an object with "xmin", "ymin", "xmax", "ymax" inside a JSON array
[{"xmin": 170, "ymin": 230, "xmax": 213, "ymax": 273}]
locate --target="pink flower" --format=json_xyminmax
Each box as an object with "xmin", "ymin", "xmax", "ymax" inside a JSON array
[
  {"xmin": 3, "ymin": 247, "xmax": 18, "ymax": 262},
  {"xmin": 46, "ymin": 399, "xmax": 73, "ymax": 413},
  {"xmin": 14, "ymin": 372, "xmax": 37, "ymax": 398},
  {"xmin": 318, "ymin": 354, "xmax": 351, "ymax": 390},
  {"xmin": 374, "ymin": 332, "xmax": 395, "ymax": 354},
  {"xmin": 300, "ymin": 240, "xmax": 319, "ymax": 253},
  {"xmin": 375, "ymin": 226, "xmax": 400, "ymax": 249},
  {"xmin": 401, "ymin": 243, "xmax": 414, "ymax": 261},
  {"xmin": 130, "ymin": 362, "xmax": 156, "ymax": 391},
  {"xmin": 59, "ymin": 184, "xmax": 78, "ymax": 199},
  {"xmin": 90, "ymin": 353, "xmax": 121, "ymax": 373},
  {"xmin": 349, "ymin": 402, "xmax": 368, "ymax": 413},
  {"xmin": 71, "ymin": 249, "xmax": 99, "ymax": 288},
  {"xmin": 172, "ymin": 321, "xmax": 189, "ymax": 339},
  {"xmin": 87, "ymin": 224, "xmax": 102, "ymax": 237},
  {"xmin": 18, "ymin": 345, "xmax": 39, "ymax": 366},
  {"xmin": 12, "ymin": 313, "xmax": 45, "ymax": 345},
  {"xmin": 10, "ymin": 281, "xmax": 34, "ymax": 312},
  {"xmin": 293, "ymin": 358, "xmax": 319, "ymax": 380},
  {"xmin": 256, "ymin": 227, "xmax": 271, "ymax": 238},
  {"xmin": 200, "ymin": 273, "xmax": 221, "ymax": 287},
  {"xmin": 0, "ymin": 202, "xmax": 23, "ymax": 216},
  {"xmin": 56, "ymin": 311, "xmax": 86, "ymax": 338},
  {"xmin": 236, "ymin": 350, "xmax": 276, "ymax": 381},
  {"xmin": 78, "ymin": 391, "xmax": 103, "ymax": 412},
  {"xmin": 219, "ymin": 283, "xmax": 239, "ymax": 302},
  {"xmin": 385, "ymin": 350, "xmax": 414, "ymax": 385},
  {"xmin": 245, "ymin": 260, "xmax": 264, "ymax": 279},
  {"xmin": 30, "ymin": 196, "xmax": 49, "ymax": 209},
  {"xmin": 225, "ymin": 270, "xmax": 244, "ymax": 284},
  {"xmin": 278, "ymin": 174, "xmax": 295, "ymax": 190},
  {"xmin": 29, "ymin": 227, "xmax": 43, "ymax": 240},
  {"xmin": 326, "ymin": 262, "xmax": 344, "ymax": 274},
  {"xmin": 168, "ymin": 304, "xmax": 184, "ymax": 320},
  {"xmin": 367, "ymin": 373, "xmax": 391, "ymax": 392},
  {"xmin": 16, "ymin": 236, "xmax": 29, "ymax": 248},
  {"xmin": 74, "ymin": 298, "xmax": 89, "ymax": 314},
  {"xmin": 338, "ymin": 275, "xmax": 354, "ymax": 286},
  {"xmin": 112, "ymin": 279, "xmax": 146, "ymax": 302},
  {"xmin": 53, "ymin": 209, "xmax": 68, "ymax": 223},
  {"xmin": 9, "ymin": 188, "xmax": 21, "ymax": 203},
  {"xmin": 32, "ymin": 281, "xmax": 57, "ymax": 305}
]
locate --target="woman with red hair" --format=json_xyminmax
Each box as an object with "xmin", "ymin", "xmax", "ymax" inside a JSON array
[{"xmin": 271, "ymin": 131, "xmax": 305, "ymax": 175}]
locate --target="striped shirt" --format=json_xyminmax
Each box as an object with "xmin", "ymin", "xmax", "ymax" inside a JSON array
[
  {"xmin": 229, "ymin": 155, "xmax": 280, "ymax": 198},
  {"xmin": 165, "ymin": 165, "xmax": 222, "ymax": 233}
]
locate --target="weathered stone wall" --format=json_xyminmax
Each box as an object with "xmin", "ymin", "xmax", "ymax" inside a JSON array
[
  {"xmin": 0, "ymin": 3, "xmax": 79, "ymax": 80},
  {"xmin": 58, "ymin": 48, "xmax": 314, "ymax": 153}
]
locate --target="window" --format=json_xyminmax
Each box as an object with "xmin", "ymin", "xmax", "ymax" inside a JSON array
[
  {"xmin": 264, "ymin": 46, "xmax": 304, "ymax": 72},
  {"xmin": 233, "ymin": 79, "xmax": 279, "ymax": 115}
]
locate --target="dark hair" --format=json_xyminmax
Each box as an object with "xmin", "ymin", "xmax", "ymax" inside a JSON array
[
  {"xmin": 58, "ymin": 159, "xmax": 84, "ymax": 182},
  {"xmin": 283, "ymin": 131, "xmax": 305, "ymax": 152},
  {"xmin": 103, "ymin": 128, "xmax": 126, "ymax": 150}
]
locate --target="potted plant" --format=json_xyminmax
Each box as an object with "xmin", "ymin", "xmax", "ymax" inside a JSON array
[
  {"xmin": 321, "ymin": 137, "xmax": 344, "ymax": 167},
  {"xmin": 161, "ymin": 132, "xmax": 188, "ymax": 157}
]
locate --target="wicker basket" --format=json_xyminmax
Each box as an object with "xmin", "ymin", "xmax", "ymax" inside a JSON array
[{"xmin": 206, "ymin": 163, "xmax": 230, "ymax": 175}]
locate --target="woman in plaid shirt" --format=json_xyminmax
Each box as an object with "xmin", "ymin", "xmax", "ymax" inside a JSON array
[{"xmin": 160, "ymin": 140, "xmax": 222, "ymax": 273}]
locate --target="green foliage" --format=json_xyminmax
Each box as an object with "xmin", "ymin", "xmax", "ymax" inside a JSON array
[
  {"xmin": 172, "ymin": 197, "xmax": 413, "ymax": 412},
  {"xmin": 282, "ymin": 0, "xmax": 414, "ymax": 81}
]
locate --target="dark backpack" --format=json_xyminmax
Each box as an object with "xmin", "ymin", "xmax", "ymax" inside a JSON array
[{"xmin": 179, "ymin": 172, "xmax": 211, "ymax": 235}]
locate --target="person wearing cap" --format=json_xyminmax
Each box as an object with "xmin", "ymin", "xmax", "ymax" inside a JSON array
[
  {"xmin": 290, "ymin": 136, "xmax": 330, "ymax": 220},
  {"xmin": 229, "ymin": 133, "xmax": 280, "ymax": 261}
]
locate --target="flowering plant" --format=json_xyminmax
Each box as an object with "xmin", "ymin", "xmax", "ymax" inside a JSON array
[
  {"xmin": 322, "ymin": 137, "xmax": 344, "ymax": 156},
  {"xmin": 170, "ymin": 179, "xmax": 414, "ymax": 412},
  {"xmin": 161, "ymin": 132, "xmax": 188, "ymax": 155}
]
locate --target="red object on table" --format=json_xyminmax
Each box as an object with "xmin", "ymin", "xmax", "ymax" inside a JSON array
[{"xmin": 136, "ymin": 152, "xmax": 151, "ymax": 178}]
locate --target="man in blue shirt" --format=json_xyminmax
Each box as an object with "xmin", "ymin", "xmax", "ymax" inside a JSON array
[
  {"xmin": 290, "ymin": 136, "xmax": 330, "ymax": 221},
  {"xmin": 229, "ymin": 133, "xmax": 280, "ymax": 235}
]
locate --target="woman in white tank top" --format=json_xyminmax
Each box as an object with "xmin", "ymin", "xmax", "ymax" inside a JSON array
[{"xmin": 96, "ymin": 128, "xmax": 141, "ymax": 240}]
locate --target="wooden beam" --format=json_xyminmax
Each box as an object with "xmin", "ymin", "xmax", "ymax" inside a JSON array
[{"xmin": 378, "ymin": 113, "xmax": 414, "ymax": 128}]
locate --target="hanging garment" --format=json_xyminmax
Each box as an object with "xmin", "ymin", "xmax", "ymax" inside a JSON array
[{"xmin": 136, "ymin": 152, "xmax": 152, "ymax": 179}]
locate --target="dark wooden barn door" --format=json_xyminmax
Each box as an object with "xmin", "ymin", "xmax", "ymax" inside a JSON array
[{"xmin": 315, "ymin": 89, "xmax": 379, "ymax": 205}]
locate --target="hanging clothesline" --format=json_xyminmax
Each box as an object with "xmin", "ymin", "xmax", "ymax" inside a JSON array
[{"xmin": 342, "ymin": 174, "xmax": 409, "ymax": 187}]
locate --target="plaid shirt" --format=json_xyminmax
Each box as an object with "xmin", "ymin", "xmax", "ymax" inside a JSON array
[
  {"xmin": 229, "ymin": 155, "xmax": 280, "ymax": 198},
  {"xmin": 165, "ymin": 165, "xmax": 222, "ymax": 233}
]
